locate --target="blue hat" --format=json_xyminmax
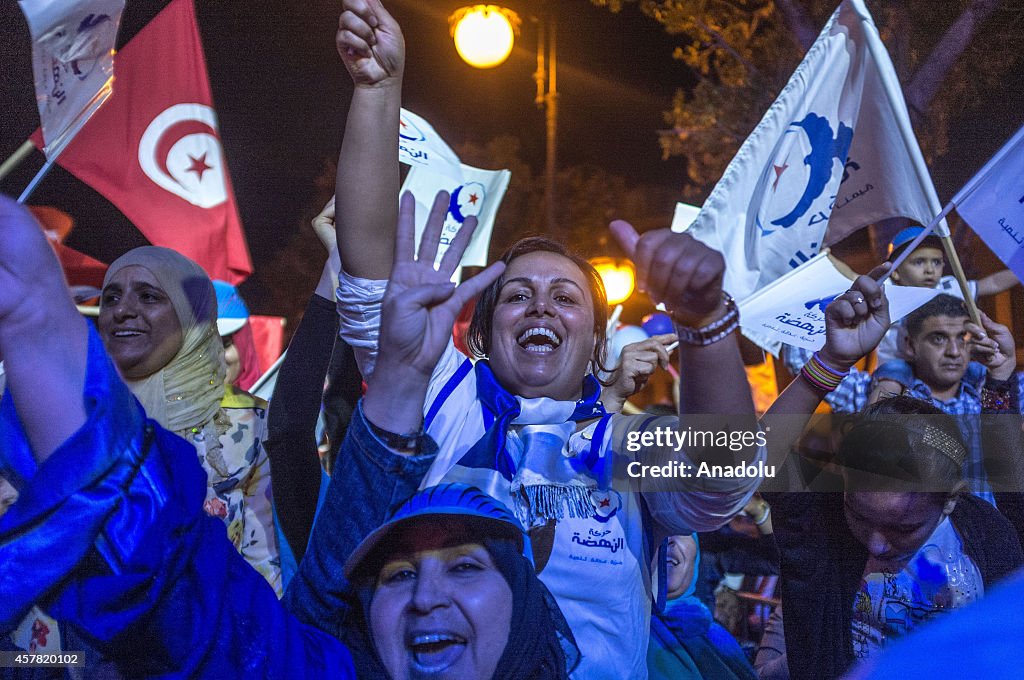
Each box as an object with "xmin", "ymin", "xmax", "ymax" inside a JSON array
[
  {"xmin": 888, "ymin": 226, "xmax": 943, "ymax": 259},
  {"xmin": 213, "ymin": 280, "xmax": 249, "ymax": 336},
  {"xmin": 344, "ymin": 483, "xmax": 532, "ymax": 578}
]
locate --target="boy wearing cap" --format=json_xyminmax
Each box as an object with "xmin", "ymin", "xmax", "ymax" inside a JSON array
[
  {"xmin": 877, "ymin": 226, "xmax": 1019, "ymax": 365},
  {"xmin": 887, "ymin": 226, "xmax": 1018, "ymax": 298}
]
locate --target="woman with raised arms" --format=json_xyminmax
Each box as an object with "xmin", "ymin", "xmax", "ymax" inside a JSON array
[{"xmin": 287, "ymin": 2, "xmax": 771, "ymax": 677}]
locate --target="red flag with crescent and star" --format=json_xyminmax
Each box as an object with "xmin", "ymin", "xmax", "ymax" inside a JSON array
[{"xmin": 29, "ymin": 0, "xmax": 252, "ymax": 282}]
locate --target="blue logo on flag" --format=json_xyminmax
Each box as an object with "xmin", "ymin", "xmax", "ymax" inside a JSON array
[
  {"xmin": 756, "ymin": 113, "xmax": 853, "ymax": 236},
  {"xmin": 804, "ymin": 294, "xmax": 838, "ymax": 313},
  {"xmin": 438, "ymin": 182, "xmax": 488, "ymax": 247},
  {"xmin": 448, "ymin": 182, "xmax": 487, "ymax": 223},
  {"xmin": 773, "ymin": 113, "xmax": 853, "ymax": 229}
]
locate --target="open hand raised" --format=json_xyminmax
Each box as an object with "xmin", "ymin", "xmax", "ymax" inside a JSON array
[{"xmin": 377, "ymin": 191, "xmax": 505, "ymax": 378}]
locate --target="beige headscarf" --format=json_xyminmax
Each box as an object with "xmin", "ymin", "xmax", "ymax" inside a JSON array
[{"xmin": 102, "ymin": 247, "xmax": 226, "ymax": 437}]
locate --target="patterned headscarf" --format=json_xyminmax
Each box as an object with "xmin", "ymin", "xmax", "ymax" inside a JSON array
[{"xmin": 102, "ymin": 247, "xmax": 225, "ymax": 437}]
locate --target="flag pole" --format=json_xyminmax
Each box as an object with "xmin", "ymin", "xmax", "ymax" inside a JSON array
[
  {"xmin": 17, "ymin": 156, "xmax": 58, "ymax": 205},
  {"xmin": 858, "ymin": 12, "xmax": 980, "ymax": 325},
  {"xmin": 877, "ymin": 199, "xmax": 983, "ymax": 325},
  {"xmin": 0, "ymin": 140, "xmax": 34, "ymax": 183},
  {"xmin": 938, "ymin": 231, "xmax": 981, "ymax": 325}
]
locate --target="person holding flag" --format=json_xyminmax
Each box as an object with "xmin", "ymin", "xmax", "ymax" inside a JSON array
[
  {"xmin": 853, "ymin": 226, "xmax": 1019, "ymax": 396},
  {"xmin": 868, "ymin": 123, "xmax": 1024, "ymax": 370},
  {"xmin": 25, "ymin": 0, "xmax": 253, "ymax": 284}
]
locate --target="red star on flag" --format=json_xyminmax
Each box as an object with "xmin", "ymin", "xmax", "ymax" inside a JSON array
[
  {"xmin": 599, "ymin": 498, "xmax": 610, "ymax": 508},
  {"xmin": 772, "ymin": 162, "xmax": 789, "ymax": 191},
  {"xmin": 186, "ymin": 152, "xmax": 213, "ymax": 181},
  {"xmin": 468, "ymin": 192, "xmax": 480, "ymax": 205}
]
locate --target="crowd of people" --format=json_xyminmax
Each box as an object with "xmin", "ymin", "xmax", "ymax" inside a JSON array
[{"xmin": 1, "ymin": 0, "xmax": 1022, "ymax": 678}]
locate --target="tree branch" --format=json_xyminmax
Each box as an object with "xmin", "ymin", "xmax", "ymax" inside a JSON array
[{"xmin": 693, "ymin": 17, "xmax": 765, "ymax": 82}]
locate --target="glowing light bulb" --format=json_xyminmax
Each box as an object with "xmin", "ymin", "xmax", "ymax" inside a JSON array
[
  {"xmin": 450, "ymin": 6, "xmax": 519, "ymax": 69},
  {"xmin": 591, "ymin": 257, "xmax": 636, "ymax": 305}
]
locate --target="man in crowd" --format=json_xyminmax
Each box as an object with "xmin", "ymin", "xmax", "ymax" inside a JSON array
[{"xmin": 827, "ymin": 294, "xmax": 1022, "ymax": 501}]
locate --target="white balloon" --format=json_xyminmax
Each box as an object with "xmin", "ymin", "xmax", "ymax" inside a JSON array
[{"xmin": 605, "ymin": 324, "xmax": 649, "ymax": 369}]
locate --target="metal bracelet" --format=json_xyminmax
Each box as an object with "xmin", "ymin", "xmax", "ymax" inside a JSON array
[{"xmin": 674, "ymin": 293, "xmax": 739, "ymax": 346}]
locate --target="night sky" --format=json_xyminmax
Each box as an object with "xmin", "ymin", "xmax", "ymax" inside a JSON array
[
  {"xmin": 0, "ymin": 1, "xmax": 687, "ymax": 294},
  {"xmin": 0, "ymin": 0, "xmax": 1020, "ymax": 317}
]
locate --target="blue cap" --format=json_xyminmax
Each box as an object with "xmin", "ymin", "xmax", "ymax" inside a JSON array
[
  {"xmin": 888, "ymin": 226, "xmax": 944, "ymax": 256},
  {"xmin": 889, "ymin": 226, "xmax": 925, "ymax": 252},
  {"xmin": 213, "ymin": 280, "xmax": 249, "ymax": 336},
  {"xmin": 344, "ymin": 483, "xmax": 532, "ymax": 578}
]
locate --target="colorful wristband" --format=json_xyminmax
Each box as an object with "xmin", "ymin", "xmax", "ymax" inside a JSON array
[{"xmin": 800, "ymin": 352, "xmax": 849, "ymax": 393}]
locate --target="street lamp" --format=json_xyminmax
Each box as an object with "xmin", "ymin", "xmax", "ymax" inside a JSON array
[
  {"xmin": 450, "ymin": 5, "xmax": 559, "ymax": 232},
  {"xmin": 449, "ymin": 5, "xmax": 520, "ymax": 68},
  {"xmin": 590, "ymin": 257, "xmax": 636, "ymax": 305}
]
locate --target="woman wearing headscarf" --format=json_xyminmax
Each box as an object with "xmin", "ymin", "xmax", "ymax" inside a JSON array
[
  {"xmin": 97, "ymin": 246, "xmax": 280, "ymax": 593},
  {"xmin": 0, "ymin": 194, "xmax": 576, "ymax": 678},
  {"xmin": 647, "ymin": 534, "xmax": 757, "ymax": 680},
  {"xmin": 757, "ymin": 282, "xmax": 1024, "ymax": 678}
]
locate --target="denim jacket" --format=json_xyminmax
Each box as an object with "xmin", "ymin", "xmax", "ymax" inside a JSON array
[
  {"xmin": 0, "ymin": 327, "xmax": 386, "ymax": 679},
  {"xmin": 283, "ymin": 404, "xmax": 438, "ymax": 636}
]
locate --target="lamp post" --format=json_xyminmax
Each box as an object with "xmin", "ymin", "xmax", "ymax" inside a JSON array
[{"xmin": 450, "ymin": 5, "xmax": 558, "ymax": 233}]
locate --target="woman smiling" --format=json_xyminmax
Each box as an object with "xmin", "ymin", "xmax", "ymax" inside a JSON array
[
  {"xmin": 98, "ymin": 247, "xmax": 281, "ymax": 593},
  {"xmin": 0, "ymin": 194, "xmax": 576, "ymax": 678},
  {"xmin": 291, "ymin": 2, "xmax": 765, "ymax": 677}
]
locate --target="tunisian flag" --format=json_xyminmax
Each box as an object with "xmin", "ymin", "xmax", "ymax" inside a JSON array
[{"xmin": 30, "ymin": 0, "xmax": 252, "ymax": 282}]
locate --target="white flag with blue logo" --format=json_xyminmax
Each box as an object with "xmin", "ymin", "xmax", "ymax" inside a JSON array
[
  {"xmin": 20, "ymin": 0, "xmax": 124, "ymax": 160},
  {"xmin": 398, "ymin": 108, "xmax": 464, "ymax": 182},
  {"xmin": 684, "ymin": 0, "xmax": 942, "ymax": 311},
  {"xmin": 954, "ymin": 124, "xmax": 1024, "ymax": 282},
  {"xmin": 400, "ymin": 162, "xmax": 512, "ymax": 276},
  {"xmin": 738, "ymin": 252, "xmax": 940, "ymax": 351}
]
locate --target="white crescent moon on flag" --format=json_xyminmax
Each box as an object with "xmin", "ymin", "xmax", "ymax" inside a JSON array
[{"xmin": 138, "ymin": 103, "xmax": 228, "ymax": 208}]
